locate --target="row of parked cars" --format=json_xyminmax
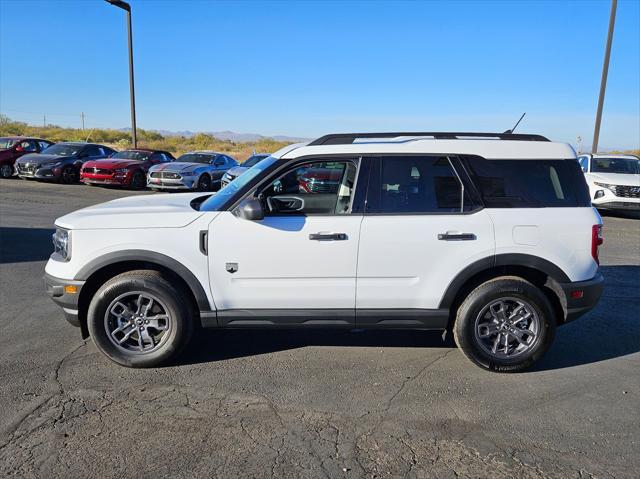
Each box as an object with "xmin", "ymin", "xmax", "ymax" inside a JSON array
[{"xmin": 0, "ymin": 136, "xmax": 269, "ymax": 192}]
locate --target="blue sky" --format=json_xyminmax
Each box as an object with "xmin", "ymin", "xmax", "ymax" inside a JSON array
[{"xmin": 1, "ymin": 0, "xmax": 638, "ymax": 149}]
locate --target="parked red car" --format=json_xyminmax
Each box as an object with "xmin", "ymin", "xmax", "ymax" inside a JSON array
[
  {"xmin": 80, "ymin": 149, "xmax": 175, "ymax": 189},
  {"xmin": 0, "ymin": 137, "xmax": 54, "ymax": 178}
]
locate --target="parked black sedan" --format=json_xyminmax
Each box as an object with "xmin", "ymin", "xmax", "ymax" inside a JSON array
[{"xmin": 15, "ymin": 142, "xmax": 116, "ymax": 183}]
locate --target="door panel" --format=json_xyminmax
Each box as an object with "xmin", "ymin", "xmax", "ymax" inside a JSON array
[
  {"xmin": 356, "ymin": 211, "xmax": 495, "ymax": 314},
  {"xmin": 208, "ymin": 212, "xmax": 363, "ymax": 324}
]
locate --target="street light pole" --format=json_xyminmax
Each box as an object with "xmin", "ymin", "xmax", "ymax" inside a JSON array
[
  {"xmin": 106, "ymin": 0, "xmax": 137, "ymax": 148},
  {"xmin": 592, "ymin": 0, "xmax": 617, "ymax": 154}
]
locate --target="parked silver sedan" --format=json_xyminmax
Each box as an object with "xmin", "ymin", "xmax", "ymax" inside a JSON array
[{"xmin": 147, "ymin": 151, "xmax": 238, "ymax": 191}]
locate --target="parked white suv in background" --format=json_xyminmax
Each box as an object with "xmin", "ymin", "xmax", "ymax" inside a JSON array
[
  {"xmin": 45, "ymin": 132, "xmax": 604, "ymax": 372},
  {"xmin": 577, "ymin": 154, "xmax": 640, "ymax": 211}
]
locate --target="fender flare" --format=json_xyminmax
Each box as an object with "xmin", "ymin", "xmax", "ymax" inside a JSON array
[
  {"xmin": 75, "ymin": 249, "xmax": 211, "ymax": 311},
  {"xmin": 438, "ymin": 253, "xmax": 571, "ymax": 309}
]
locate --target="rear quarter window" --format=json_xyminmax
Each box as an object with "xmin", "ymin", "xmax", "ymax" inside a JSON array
[{"xmin": 461, "ymin": 156, "xmax": 591, "ymax": 208}]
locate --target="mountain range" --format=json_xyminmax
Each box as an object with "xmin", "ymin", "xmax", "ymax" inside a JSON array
[{"xmin": 120, "ymin": 127, "xmax": 309, "ymax": 143}]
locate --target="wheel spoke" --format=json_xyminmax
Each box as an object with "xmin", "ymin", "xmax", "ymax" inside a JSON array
[
  {"xmin": 478, "ymin": 321, "xmax": 500, "ymax": 338},
  {"xmin": 147, "ymin": 317, "xmax": 169, "ymax": 330},
  {"xmin": 143, "ymin": 297, "xmax": 154, "ymax": 316},
  {"xmin": 112, "ymin": 323, "xmax": 137, "ymax": 344},
  {"xmin": 140, "ymin": 328, "xmax": 155, "ymax": 348}
]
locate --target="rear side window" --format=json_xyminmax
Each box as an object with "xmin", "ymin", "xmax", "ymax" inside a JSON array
[
  {"xmin": 461, "ymin": 157, "xmax": 591, "ymax": 207},
  {"xmin": 368, "ymin": 156, "xmax": 478, "ymax": 214}
]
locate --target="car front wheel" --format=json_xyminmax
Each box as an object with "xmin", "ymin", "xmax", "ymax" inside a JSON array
[
  {"xmin": 87, "ymin": 270, "xmax": 194, "ymax": 368},
  {"xmin": 196, "ymin": 174, "xmax": 211, "ymax": 191},
  {"xmin": 453, "ymin": 276, "xmax": 556, "ymax": 372},
  {"xmin": 60, "ymin": 165, "xmax": 78, "ymax": 184}
]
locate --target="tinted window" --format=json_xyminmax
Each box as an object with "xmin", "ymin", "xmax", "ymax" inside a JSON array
[
  {"xmin": 38, "ymin": 141, "xmax": 52, "ymax": 151},
  {"xmin": 461, "ymin": 157, "xmax": 590, "ymax": 207},
  {"xmin": 83, "ymin": 146, "xmax": 102, "ymax": 157},
  {"xmin": 371, "ymin": 156, "xmax": 473, "ymax": 214},
  {"xmin": 591, "ymin": 157, "xmax": 640, "ymax": 174}
]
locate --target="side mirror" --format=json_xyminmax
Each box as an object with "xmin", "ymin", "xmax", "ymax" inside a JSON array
[
  {"xmin": 236, "ymin": 198, "xmax": 264, "ymax": 221},
  {"xmin": 15, "ymin": 146, "xmax": 24, "ymax": 152}
]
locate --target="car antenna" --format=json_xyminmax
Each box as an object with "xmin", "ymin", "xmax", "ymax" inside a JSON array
[{"xmin": 503, "ymin": 112, "xmax": 526, "ymax": 134}]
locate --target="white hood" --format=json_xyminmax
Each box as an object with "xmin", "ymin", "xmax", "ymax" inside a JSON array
[
  {"xmin": 55, "ymin": 193, "xmax": 213, "ymax": 230},
  {"xmin": 587, "ymin": 172, "xmax": 640, "ymax": 186}
]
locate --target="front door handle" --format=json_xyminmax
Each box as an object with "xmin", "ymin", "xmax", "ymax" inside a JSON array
[
  {"xmin": 438, "ymin": 232, "xmax": 476, "ymax": 241},
  {"xmin": 309, "ymin": 232, "xmax": 347, "ymax": 241}
]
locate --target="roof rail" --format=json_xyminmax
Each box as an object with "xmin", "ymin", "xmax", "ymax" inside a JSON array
[{"xmin": 308, "ymin": 132, "xmax": 550, "ymax": 146}]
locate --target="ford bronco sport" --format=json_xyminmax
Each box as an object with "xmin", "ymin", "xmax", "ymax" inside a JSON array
[{"xmin": 44, "ymin": 132, "xmax": 604, "ymax": 372}]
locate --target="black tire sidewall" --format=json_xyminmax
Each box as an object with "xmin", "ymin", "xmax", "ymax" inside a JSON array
[
  {"xmin": 0, "ymin": 164, "xmax": 12, "ymax": 178},
  {"xmin": 454, "ymin": 278, "xmax": 556, "ymax": 372},
  {"xmin": 131, "ymin": 170, "xmax": 145, "ymax": 189},
  {"xmin": 87, "ymin": 272, "xmax": 193, "ymax": 368},
  {"xmin": 197, "ymin": 175, "xmax": 211, "ymax": 191},
  {"xmin": 60, "ymin": 166, "xmax": 76, "ymax": 184}
]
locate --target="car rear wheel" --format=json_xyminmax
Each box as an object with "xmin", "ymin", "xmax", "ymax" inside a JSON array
[
  {"xmin": 87, "ymin": 270, "xmax": 194, "ymax": 368},
  {"xmin": 60, "ymin": 165, "xmax": 78, "ymax": 184},
  {"xmin": 131, "ymin": 170, "xmax": 146, "ymax": 189},
  {"xmin": 453, "ymin": 276, "xmax": 556, "ymax": 372},
  {"xmin": 0, "ymin": 164, "xmax": 13, "ymax": 178},
  {"xmin": 197, "ymin": 174, "xmax": 211, "ymax": 191}
]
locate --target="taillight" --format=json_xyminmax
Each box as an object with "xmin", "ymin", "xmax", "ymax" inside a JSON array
[{"xmin": 591, "ymin": 224, "xmax": 604, "ymax": 264}]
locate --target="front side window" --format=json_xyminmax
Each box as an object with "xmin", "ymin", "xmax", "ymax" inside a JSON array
[
  {"xmin": 591, "ymin": 157, "xmax": 640, "ymax": 174},
  {"xmin": 370, "ymin": 156, "xmax": 473, "ymax": 214},
  {"xmin": 20, "ymin": 140, "xmax": 38, "ymax": 152},
  {"xmin": 259, "ymin": 160, "xmax": 358, "ymax": 215},
  {"xmin": 0, "ymin": 138, "xmax": 18, "ymax": 150}
]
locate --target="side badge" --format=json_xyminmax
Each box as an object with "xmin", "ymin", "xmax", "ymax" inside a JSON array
[{"xmin": 226, "ymin": 263, "xmax": 239, "ymax": 274}]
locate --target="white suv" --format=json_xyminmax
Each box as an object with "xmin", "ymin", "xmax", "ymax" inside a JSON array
[
  {"xmin": 577, "ymin": 154, "xmax": 640, "ymax": 211},
  {"xmin": 44, "ymin": 132, "xmax": 604, "ymax": 372}
]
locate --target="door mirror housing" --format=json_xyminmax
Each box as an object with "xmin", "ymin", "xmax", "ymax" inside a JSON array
[
  {"xmin": 15, "ymin": 146, "xmax": 23, "ymax": 152},
  {"xmin": 236, "ymin": 198, "xmax": 264, "ymax": 221}
]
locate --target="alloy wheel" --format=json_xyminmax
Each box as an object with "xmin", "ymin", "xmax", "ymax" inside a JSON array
[
  {"xmin": 0, "ymin": 164, "xmax": 13, "ymax": 178},
  {"xmin": 474, "ymin": 297, "xmax": 540, "ymax": 359},
  {"xmin": 104, "ymin": 292, "xmax": 172, "ymax": 354}
]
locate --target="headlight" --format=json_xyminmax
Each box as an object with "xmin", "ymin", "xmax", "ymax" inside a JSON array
[
  {"xmin": 52, "ymin": 228, "xmax": 71, "ymax": 261},
  {"xmin": 223, "ymin": 173, "xmax": 232, "ymax": 180},
  {"xmin": 182, "ymin": 171, "xmax": 196, "ymax": 177},
  {"xmin": 594, "ymin": 182, "xmax": 614, "ymax": 192}
]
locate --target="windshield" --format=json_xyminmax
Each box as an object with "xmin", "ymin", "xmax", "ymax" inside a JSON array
[
  {"xmin": 0, "ymin": 138, "xmax": 18, "ymax": 149},
  {"xmin": 111, "ymin": 150, "xmax": 150, "ymax": 161},
  {"xmin": 242, "ymin": 154, "xmax": 269, "ymax": 168},
  {"xmin": 41, "ymin": 144, "xmax": 81, "ymax": 156},
  {"xmin": 200, "ymin": 155, "xmax": 278, "ymax": 211},
  {"xmin": 591, "ymin": 157, "xmax": 640, "ymax": 174},
  {"xmin": 177, "ymin": 153, "xmax": 215, "ymax": 164}
]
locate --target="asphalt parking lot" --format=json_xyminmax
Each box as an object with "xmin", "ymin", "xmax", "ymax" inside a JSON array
[{"xmin": 0, "ymin": 179, "xmax": 638, "ymax": 478}]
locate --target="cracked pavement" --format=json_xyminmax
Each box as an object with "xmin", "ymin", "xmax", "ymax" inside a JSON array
[{"xmin": 1, "ymin": 180, "xmax": 639, "ymax": 478}]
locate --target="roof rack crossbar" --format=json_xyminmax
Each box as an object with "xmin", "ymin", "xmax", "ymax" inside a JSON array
[{"xmin": 308, "ymin": 132, "xmax": 550, "ymax": 146}]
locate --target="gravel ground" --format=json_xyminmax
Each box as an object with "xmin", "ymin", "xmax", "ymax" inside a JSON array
[{"xmin": 0, "ymin": 179, "xmax": 638, "ymax": 478}]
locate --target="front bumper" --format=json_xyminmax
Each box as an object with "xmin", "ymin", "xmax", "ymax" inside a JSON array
[
  {"xmin": 82, "ymin": 176, "xmax": 128, "ymax": 186},
  {"xmin": 147, "ymin": 177, "xmax": 195, "ymax": 190},
  {"xmin": 43, "ymin": 273, "xmax": 85, "ymax": 328},
  {"xmin": 559, "ymin": 273, "xmax": 604, "ymax": 324},
  {"xmin": 17, "ymin": 167, "xmax": 61, "ymax": 180}
]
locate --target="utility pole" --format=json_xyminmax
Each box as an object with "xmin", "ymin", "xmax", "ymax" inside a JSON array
[
  {"xmin": 105, "ymin": 0, "xmax": 137, "ymax": 148},
  {"xmin": 81, "ymin": 112, "xmax": 85, "ymax": 131},
  {"xmin": 43, "ymin": 115, "xmax": 46, "ymax": 127},
  {"xmin": 592, "ymin": 0, "xmax": 617, "ymax": 154}
]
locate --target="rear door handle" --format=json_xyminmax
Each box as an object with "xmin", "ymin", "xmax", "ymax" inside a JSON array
[
  {"xmin": 438, "ymin": 232, "xmax": 476, "ymax": 241},
  {"xmin": 309, "ymin": 232, "xmax": 347, "ymax": 241}
]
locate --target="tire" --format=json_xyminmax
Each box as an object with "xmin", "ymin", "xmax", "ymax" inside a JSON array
[
  {"xmin": 0, "ymin": 164, "xmax": 13, "ymax": 178},
  {"xmin": 87, "ymin": 270, "xmax": 194, "ymax": 368},
  {"xmin": 131, "ymin": 170, "xmax": 146, "ymax": 189},
  {"xmin": 196, "ymin": 174, "xmax": 211, "ymax": 192},
  {"xmin": 453, "ymin": 276, "xmax": 556, "ymax": 373},
  {"xmin": 60, "ymin": 165, "xmax": 78, "ymax": 184}
]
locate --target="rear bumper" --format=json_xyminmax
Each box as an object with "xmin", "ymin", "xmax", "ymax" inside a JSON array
[
  {"xmin": 43, "ymin": 273, "xmax": 85, "ymax": 327},
  {"xmin": 559, "ymin": 273, "xmax": 604, "ymax": 324}
]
